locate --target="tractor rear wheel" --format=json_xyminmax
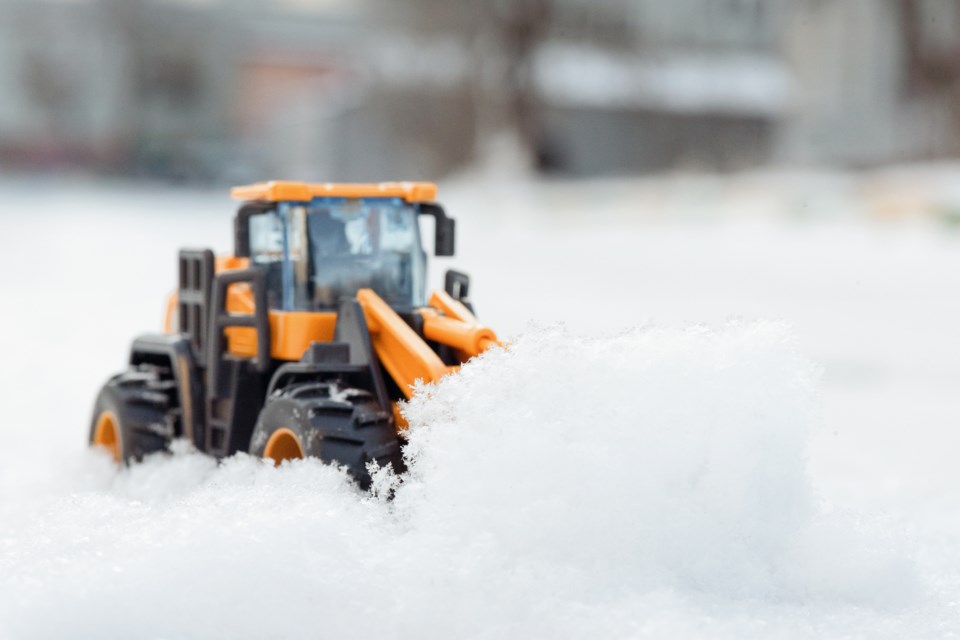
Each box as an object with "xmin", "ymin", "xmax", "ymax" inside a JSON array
[
  {"xmin": 89, "ymin": 366, "xmax": 172, "ymax": 463},
  {"xmin": 249, "ymin": 382, "xmax": 404, "ymax": 489}
]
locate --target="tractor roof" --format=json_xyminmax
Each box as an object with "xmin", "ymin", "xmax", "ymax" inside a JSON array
[{"xmin": 230, "ymin": 181, "xmax": 437, "ymax": 204}]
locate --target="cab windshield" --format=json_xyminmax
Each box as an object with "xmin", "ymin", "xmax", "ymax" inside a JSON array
[{"xmin": 248, "ymin": 198, "xmax": 426, "ymax": 310}]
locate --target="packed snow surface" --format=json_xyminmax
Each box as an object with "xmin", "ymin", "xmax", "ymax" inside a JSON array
[{"xmin": 1, "ymin": 169, "xmax": 960, "ymax": 638}]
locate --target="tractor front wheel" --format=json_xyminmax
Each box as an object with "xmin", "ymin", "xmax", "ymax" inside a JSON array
[
  {"xmin": 250, "ymin": 382, "xmax": 404, "ymax": 489},
  {"xmin": 89, "ymin": 367, "xmax": 171, "ymax": 463}
]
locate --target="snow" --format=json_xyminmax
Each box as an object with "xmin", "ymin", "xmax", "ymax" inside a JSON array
[{"xmin": 1, "ymin": 168, "xmax": 960, "ymax": 638}]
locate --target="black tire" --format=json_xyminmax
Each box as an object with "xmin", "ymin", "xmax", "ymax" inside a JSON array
[
  {"xmin": 249, "ymin": 382, "xmax": 404, "ymax": 489},
  {"xmin": 89, "ymin": 366, "xmax": 173, "ymax": 463}
]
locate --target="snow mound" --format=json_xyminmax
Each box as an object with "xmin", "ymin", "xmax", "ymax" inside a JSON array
[
  {"xmin": 395, "ymin": 323, "xmax": 912, "ymax": 604},
  {"xmin": 0, "ymin": 324, "xmax": 915, "ymax": 639}
]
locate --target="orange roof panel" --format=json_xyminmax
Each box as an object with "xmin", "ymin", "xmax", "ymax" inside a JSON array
[{"xmin": 230, "ymin": 181, "xmax": 437, "ymax": 203}]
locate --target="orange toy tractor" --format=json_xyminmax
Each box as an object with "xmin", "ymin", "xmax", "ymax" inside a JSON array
[{"xmin": 89, "ymin": 181, "xmax": 498, "ymax": 487}]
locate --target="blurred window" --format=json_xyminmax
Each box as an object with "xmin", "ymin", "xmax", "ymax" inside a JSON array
[
  {"xmin": 307, "ymin": 201, "xmax": 425, "ymax": 309},
  {"xmin": 247, "ymin": 201, "xmax": 426, "ymax": 311}
]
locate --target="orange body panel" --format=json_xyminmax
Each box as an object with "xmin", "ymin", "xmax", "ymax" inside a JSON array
[
  {"xmin": 215, "ymin": 255, "xmax": 250, "ymax": 272},
  {"xmin": 230, "ymin": 181, "xmax": 437, "ymax": 204},
  {"xmin": 226, "ymin": 310, "xmax": 337, "ymax": 361},
  {"xmin": 356, "ymin": 288, "xmax": 453, "ymax": 399},
  {"xmin": 218, "ymin": 257, "xmax": 334, "ymax": 361}
]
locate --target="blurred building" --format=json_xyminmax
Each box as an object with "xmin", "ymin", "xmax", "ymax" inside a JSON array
[
  {"xmin": 529, "ymin": 0, "xmax": 791, "ymax": 173},
  {"xmin": 0, "ymin": 0, "xmax": 480, "ymax": 182},
  {"xmin": 0, "ymin": 0, "xmax": 957, "ymax": 181}
]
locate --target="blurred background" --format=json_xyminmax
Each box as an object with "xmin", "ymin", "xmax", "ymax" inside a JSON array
[{"xmin": 2, "ymin": 0, "xmax": 960, "ymax": 182}]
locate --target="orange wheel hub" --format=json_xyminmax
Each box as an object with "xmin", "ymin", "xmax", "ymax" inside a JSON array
[
  {"xmin": 93, "ymin": 411, "xmax": 121, "ymax": 462},
  {"xmin": 263, "ymin": 428, "xmax": 304, "ymax": 465}
]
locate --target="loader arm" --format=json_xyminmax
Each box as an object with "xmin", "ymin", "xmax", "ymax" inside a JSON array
[
  {"xmin": 356, "ymin": 289, "xmax": 499, "ymax": 399},
  {"xmin": 420, "ymin": 290, "xmax": 499, "ymax": 359},
  {"xmin": 357, "ymin": 289, "xmax": 452, "ymax": 398}
]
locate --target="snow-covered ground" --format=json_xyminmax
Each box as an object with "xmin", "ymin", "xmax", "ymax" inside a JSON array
[{"xmin": 1, "ymin": 167, "xmax": 960, "ymax": 638}]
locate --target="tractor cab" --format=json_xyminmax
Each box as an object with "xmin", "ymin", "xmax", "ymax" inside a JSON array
[{"xmin": 231, "ymin": 182, "xmax": 455, "ymax": 312}]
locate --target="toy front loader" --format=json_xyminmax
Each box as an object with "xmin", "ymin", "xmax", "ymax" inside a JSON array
[{"xmin": 90, "ymin": 181, "xmax": 499, "ymax": 487}]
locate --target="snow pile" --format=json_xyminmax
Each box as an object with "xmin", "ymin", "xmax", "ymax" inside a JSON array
[
  {"xmin": 395, "ymin": 323, "xmax": 912, "ymax": 605},
  {"xmin": 0, "ymin": 324, "xmax": 915, "ymax": 639}
]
